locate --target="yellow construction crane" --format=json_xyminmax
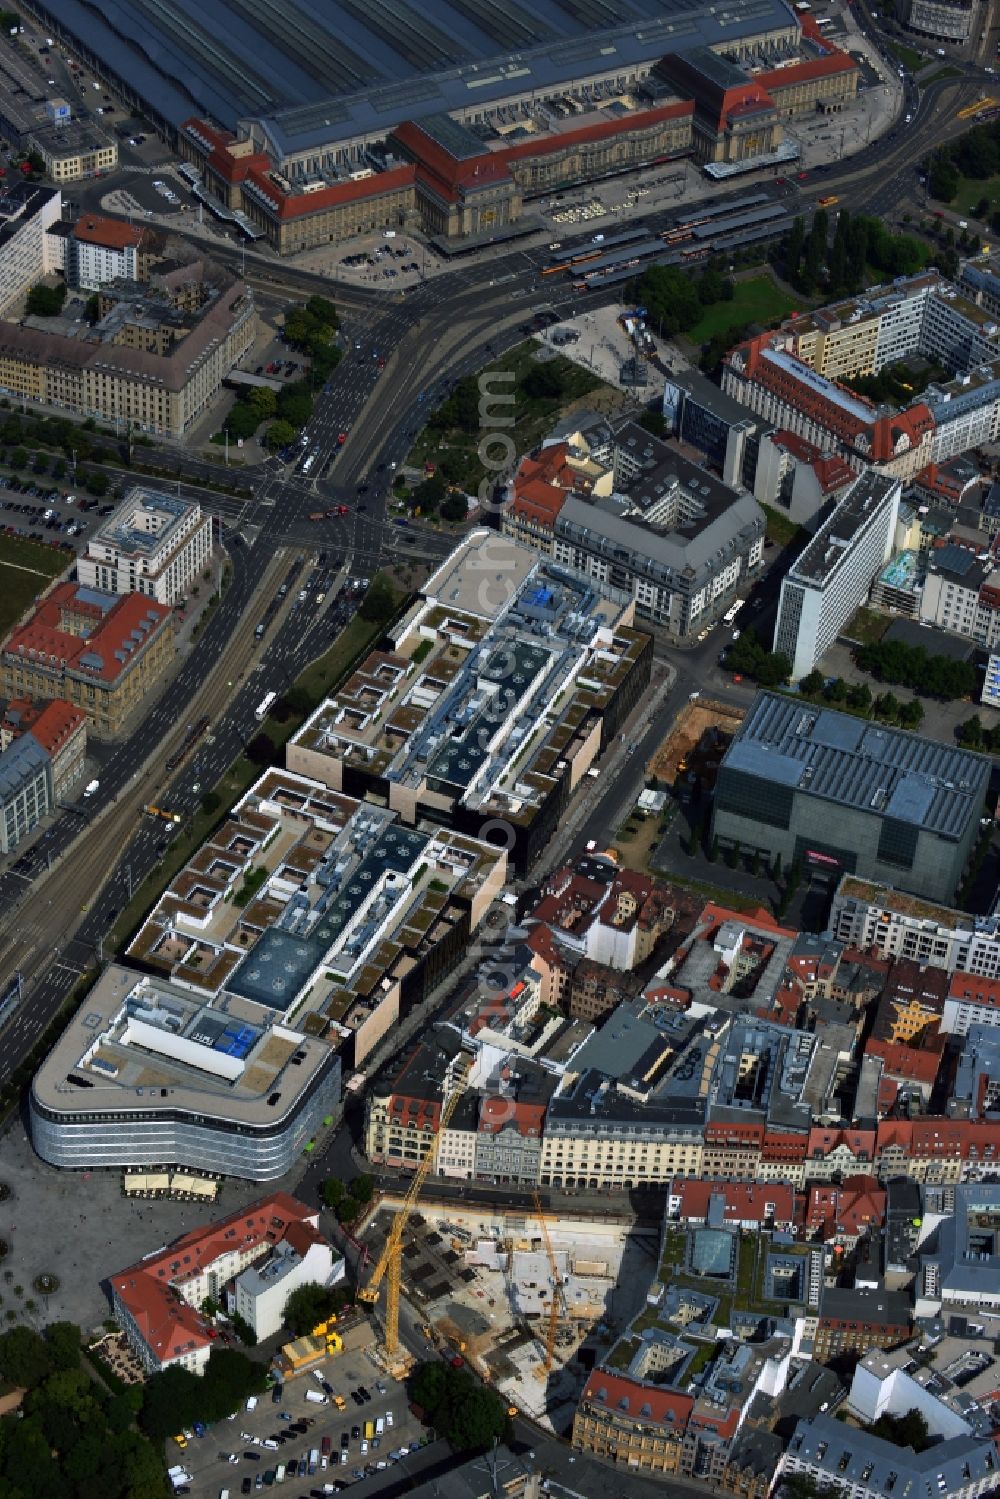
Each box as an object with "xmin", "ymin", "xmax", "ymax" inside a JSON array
[
  {"xmin": 533, "ymin": 1192, "xmax": 564, "ymax": 1375},
  {"xmin": 359, "ymin": 1065, "xmax": 467, "ymax": 1362}
]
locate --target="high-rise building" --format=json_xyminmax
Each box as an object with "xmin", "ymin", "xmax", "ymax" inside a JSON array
[{"xmin": 773, "ymin": 472, "xmax": 900, "ymax": 680}]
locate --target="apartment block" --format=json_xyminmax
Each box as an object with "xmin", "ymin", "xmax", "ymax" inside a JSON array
[
  {"xmin": 773, "ymin": 471, "xmax": 901, "ymax": 679},
  {"xmin": 830, "ymin": 876, "xmax": 1000, "ymax": 979},
  {"xmin": 78, "ymin": 487, "xmax": 213, "ymax": 605},
  {"xmin": 0, "ymin": 181, "xmax": 62, "ymax": 318},
  {"xmin": 70, "ymin": 214, "xmax": 149, "ymax": 291}
]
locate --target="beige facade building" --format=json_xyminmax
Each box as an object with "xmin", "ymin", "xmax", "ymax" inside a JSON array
[
  {"xmin": 0, "ymin": 260, "xmax": 254, "ymax": 438},
  {"xmin": 78, "ymin": 488, "xmax": 213, "ymax": 605}
]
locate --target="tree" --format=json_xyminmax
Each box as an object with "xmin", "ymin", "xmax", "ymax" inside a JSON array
[
  {"xmin": 43, "ymin": 1322, "xmax": 79, "ymax": 1374},
  {"xmin": 276, "ymin": 383, "xmax": 313, "ymax": 428},
  {"xmin": 351, "ymin": 1173, "xmax": 375, "ymax": 1205},
  {"xmin": 411, "ymin": 471, "xmax": 445, "ymax": 514},
  {"xmin": 283, "ymin": 1282, "xmax": 342, "ymax": 1336},
  {"xmin": 521, "ymin": 363, "xmax": 565, "ymax": 401},
  {"xmin": 84, "ymin": 293, "xmax": 100, "ymax": 324},
  {"xmin": 243, "ymin": 386, "xmax": 277, "ymax": 420},
  {"xmin": 358, "ymin": 574, "xmax": 396, "ymax": 624},
  {"xmin": 223, "ymin": 402, "xmax": 260, "ymax": 441},
  {"xmin": 83, "ymin": 469, "xmax": 109, "ymax": 497},
  {"xmin": 321, "ymin": 1178, "xmax": 346, "ymax": 1209},
  {"xmin": 230, "ymin": 1312, "xmax": 256, "ymax": 1348},
  {"xmin": 25, "ymin": 283, "xmax": 67, "ymax": 317},
  {"xmin": 800, "ymin": 669, "xmax": 825, "ymax": 698},
  {"xmin": 305, "ymin": 295, "xmax": 338, "ymax": 329},
  {"xmin": 200, "ymin": 790, "xmax": 222, "ymax": 817},
  {"xmin": 246, "ymin": 732, "xmax": 278, "ymax": 768},
  {"xmin": 410, "ymin": 1362, "xmax": 508, "ymax": 1452},
  {"xmin": 265, "ymin": 419, "xmax": 297, "ymax": 451},
  {"xmin": 638, "ymin": 409, "xmax": 667, "ymax": 438},
  {"xmin": 9, "ymin": 446, "xmax": 26, "ymax": 470},
  {"xmin": 0, "ymin": 1325, "xmax": 51, "ymax": 1387},
  {"xmin": 440, "ymin": 490, "xmax": 468, "ymax": 523}
]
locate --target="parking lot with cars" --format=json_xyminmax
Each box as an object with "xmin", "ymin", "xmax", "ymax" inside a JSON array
[
  {"xmin": 172, "ymin": 1345, "xmax": 433, "ymax": 1497},
  {"xmin": 0, "ymin": 482, "xmax": 112, "ymax": 552}
]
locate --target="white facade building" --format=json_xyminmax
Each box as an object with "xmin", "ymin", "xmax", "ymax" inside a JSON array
[
  {"xmin": 233, "ymin": 1235, "xmax": 343, "ymax": 1343},
  {"xmin": 0, "ymin": 181, "xmax": 63, "ymax": 317},
  {"xmin": 71, "ymin": 214, "xmax": 145, "ymax": 290},
  {"xmin": 773, "ymin": 472, "xmax": 901, "ymax": 679},
  {"xmin": 77, "ymin": 486, "xmax": 213, "ymax": 605},
  {"xmin": 830, "ymin": 876, "xmax": 1000, "ymax": 981}
]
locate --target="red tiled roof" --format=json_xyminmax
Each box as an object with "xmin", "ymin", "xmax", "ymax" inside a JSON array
[
  {"xmin": 478, "ymin": 1097, "xmax": 545, "ymax": 1137},
  {"xmin": 704, "ymin": 1121, "xmax": 765, "ymax": 1146},
  {"xmin": 112, "ymin": 1192, "xmax": 316, "ymax": 1365},
  {"xmin": 806, "ymin": 1176, "xmax": 886, "ymax": 1238},
  {"xmin": 245, "ymin": 163, "xmax": 417, "ymax": 221},
  {"xmin": 74, "ymin": 215, "xmax": 145, "ymax": 251},
  {"xmin": 583, "ymin": 1371, "xmax": 694, "ymax": 1429},
  {"xmin": 866, "ymin": 1036, "xmax": 943, "ymax": 1087},
  {"xmin": 4, "ymin": 583, "xmax": 171, "ymax": 684},
  {"xmin": 808, "ymin": 1126, "xmax": 876, "ymax": 1157},
  {"xmin": 948, "ymin": 973, "xmax": 1000, "ymax": 1009},
  {"xmin": 25, "ymin": 698, "xmax": 86, "ymax": 756},
  {"xmin": 669, "ymin": 1177, "xmax": 795, "ymax": 1224},
  {"xmin": 759, "ymin": 50, "xmax": 858, "ymax": 91}
]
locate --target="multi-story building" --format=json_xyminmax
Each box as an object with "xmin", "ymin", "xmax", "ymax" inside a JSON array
[
  {"xmin": 69, "ymin": 214, "xmax": 149, "ymax": 290},
  {"xmin": 919, "ymin": 541, "xmax": 1000, "ymax": 648},
  {"xmin": 830, "ymin": 876, "xmax": 1000, "ymax": 979},
  {"xmin": 903, "ymin": 0, "xmax": 974, "ymax": 38},
  {"xmin": 551, "ymin": 422, "xmax": 764, "ymax": 636},
  {"xmin": 0, "ymin": 259, "xmax": 254, "ymax": 438},
  {"xmin": 77, "ymin": 487, "xmax": 213, "ymax": 605},
  {"xmin": 111, "ymin": 1194, "xmax": 335, "ymax": 1373},
  {"xmin": 779, "ymin": 1414, "xmax": 998, "ymax": 1499},
  {"xmin": 0, "ymin": 582, "xmax": 174, "ymax": 737},
  {"xmin": 661, "ymin": 367, "xmax": 765, "ymax": 490},
  {"xmin": 287, "ymin": 530, "xmax": 651, "ymax": 873},
  {"xmin": 0, "ymin": 733, "xmax": 50, "ymax": 854},
  {"xmin": 713, "ymin": 691, "xmax": 990, "ymax": 902},
  {"xmin": 573, "ymin": 1372, "xmax": 693, "ymax": 1476},
  {"xmin": 501, "ymin": 437, "xmax": 613, "ymax": 555},
  {"xmin": 813, "ymin": 1287, "xmax": 912, "ymax": 1361},
  {"xmin": 0, "ymin": 696, "xmax": 87, "ymax": 800},
  {"xmin": 0, "ymin": 181, "xmax": 62, "ymax": 317},
  {"xmin": 29, "ymin": 116, "xmax": 117, "ymax": 182},
  {"xmin": 773, "ymin": 472, "xmax": 901, "ymax": 679}
]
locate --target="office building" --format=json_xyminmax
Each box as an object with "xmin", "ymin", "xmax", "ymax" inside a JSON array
[
  {"xmin": 773, "ymin": 472, "xmax": 901, "ymax": 680},
  {"xmin": 780, "ymin": 1414, "xmax": 998, "ymax": 1499},
  {"xmin": 70, "ymin": 214, "xmax": 149, "ymax": 291},
  {"xmin": 287, "ymin": 530, "xmax": 651, "ymax": 872},
  {"xmin": 0, "ymin": 259, "xmax": 254, "ymax": 438},
  {"xmin": 830, "ymin": 877, "xmax": 1000, "ymax": 981},
  {"xmin": 77, "ymin": 487, "xmax": 214, "ymax": 605},
  {"xmin": 661, "ymin": 367, "xmax": 765, "ymax": 489},
  {"xmin": 0, "ymin": 180, "xmax": 62, "ymax": 317},
  {"xmin": 919, "ymin": 542, "xmax": 1000, "ymax": 649},
  {"xmin": 902, "ymin": 0, "xmax": 974, "ymax": 39},
  {"xmin": 0, "ymin": 582, "xmax": 174, "ymax": 738},
  {"xmin": 111, "ymin": 1193, "xmax": 337, "ymax": 1374},
  {"xmin": 712, "ymin": 691, "xmax": 990, "ymax": 902},
  {"xmin": 550, "ymin": 422, "xmax": 764, "ymax": 636}
]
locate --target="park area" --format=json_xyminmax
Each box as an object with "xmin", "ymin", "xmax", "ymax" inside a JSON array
[
  {"xmin": 0, "ymin": 533, "xmax": 68, "ymax": 639},
  {"xmin": 687, "ymin": 274, "xmax": 799, "ymax": 342}
]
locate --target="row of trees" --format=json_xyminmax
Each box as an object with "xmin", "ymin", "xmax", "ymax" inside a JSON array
[
  {"xmin": 138, "ymin": 1347, "xmax": 267, "ymax": 1442},
  {"xmin": 854, "ymin": 638, "xmax": 978, "ymax": 700},
  {"xmin": 410, "ymin": 1361, "xmax": 509, "ymax": 1452},
  {"xmin": 320, "ymin": 1173, "xmax": 375, "ymax": 1226},
  {"xmin": 797, "ymin": 671, "xmax": 926, "ymax": 730},
  {"xmin": 223, "ymin": 378, "xmax": 315, "ymax": 447},
  {"xmin": 725, "ymin": 630, "xmax": 792, "ymax": 687},
  {"xmin": 785, "ymin": 210, "xmax": 931, "ymax": 299},
  {"xmin": 958, "ymin": 714, "xmax": 1000, "ymax": 752},
  {"xmin": 0, "ymin": 1322, "xmax": 166, "ymax": 1499}
]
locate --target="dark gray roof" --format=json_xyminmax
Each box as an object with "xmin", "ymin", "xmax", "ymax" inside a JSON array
[
  {"xmin": 819, "ymin": 1285, "xmax": 911, "ymax": 1326},
  {"xmin": 788, "ymin": 1413, "xmax": 998, "ymax": 1499},
  {"xmin": 790, "ymin": 472, "xmax": 899, "ymax": 586},
  {"xmin": 0, "ymin": 733, "xmax": 49, "ymax": 805},
  {"xmin": 666, "ymin": 365, "xmax": 764, "ymax": 430},
  {"xmin": 50, "ymin": 0, "xmax": 798, "ymax": 154},
  {"xmin": 723, "ymin": 691, "xmax": 990, "ymax": 839}
]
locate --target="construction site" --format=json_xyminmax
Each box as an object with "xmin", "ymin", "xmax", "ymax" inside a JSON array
[
  {"xmin": 359, "ymin": 1195, "xmax": 659, "ymax": 1430},
  {"xmin": 647, "ymin": 696, "xmax": 746, "ymax": 789}
]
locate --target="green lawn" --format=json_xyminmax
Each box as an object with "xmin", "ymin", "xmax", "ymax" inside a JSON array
[
  {"xmin": 688, "ymin": 275, "xmax": 800, "ymax": 343},
  {"xmin": 920, "ymin": 65, "xmax": 963, "ymax": 84},
  {"xmin": 844, "ymin": 605, "xmax": 890, "ymax": 647},
  {"xmin": 759, "ymin": 502, "xmax": 803, "ymax": 549},
  {"xmin": 889, "ymin": 40, "xmax": 928, "ymax": 71},
  {"xmin": 0, "ymin": 533, "xmax": 69, "ymax": 640},
  {"xmin": 949, "ymin": 173, "xmax": 1000, "ymax": 218}
]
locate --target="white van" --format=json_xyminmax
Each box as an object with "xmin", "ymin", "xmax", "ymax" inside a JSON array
[
  {"xmin": 305, "ymin": 1389, "xmax": 327, "ymax": 1405},
  {"xmin": 375, "ymin": 1417, "xmax": 385, "ymax": 1437}
]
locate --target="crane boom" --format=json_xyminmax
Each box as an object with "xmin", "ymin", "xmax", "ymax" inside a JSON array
[
  {"xmin": 359, "ymin": 1064, "xmax": 467, "ymax": 1359},
  {"xmin": 533, "ymin": 1191, "xmax": 563, "ymax": 1374}
]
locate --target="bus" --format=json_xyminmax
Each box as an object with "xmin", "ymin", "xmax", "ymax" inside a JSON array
[
  {"xmin": 815, "ymin": 15, "xmax": 834, "ymax": 25},
  {"xmin": 255, "ymin": 690, "xmax": 277, "ymax": 722},
  {"xmin": 722, "ymin": 601, "xmax": 744, "ymax": 626}
]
